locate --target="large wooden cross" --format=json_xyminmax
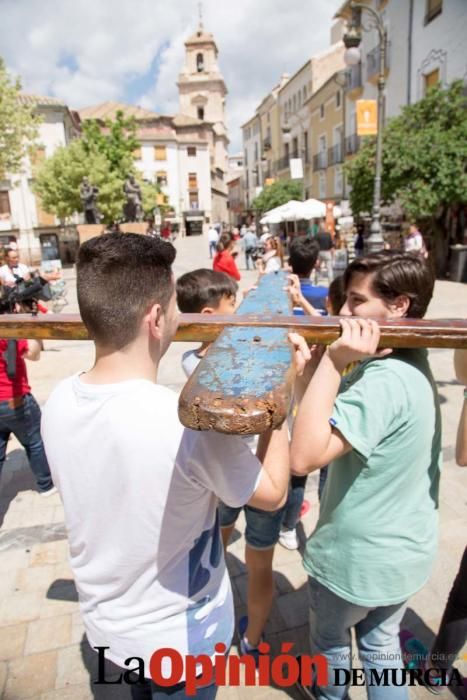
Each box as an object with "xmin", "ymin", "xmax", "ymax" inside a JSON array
[{"xmin": 0, "ymin": 270, "xmax": 466, "ymax": 434}]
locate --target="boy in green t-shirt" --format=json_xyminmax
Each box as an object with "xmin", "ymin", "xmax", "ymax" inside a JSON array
[{"xmin": 291, "ymin": 251, "xmax": 441, "ymax": 700}]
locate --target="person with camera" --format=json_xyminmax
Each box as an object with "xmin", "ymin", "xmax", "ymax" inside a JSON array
[
  {"xmin": 0, "ymin": 247, "xmax": 31, "ymax": 286},
  {"xmin": 0, "ymin": 300, "xmax": 55, "ymax": 495}
]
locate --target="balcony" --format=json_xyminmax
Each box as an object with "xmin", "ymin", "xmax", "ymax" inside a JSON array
[
  {"xmin": 313, "ymin": 152, "xmax": 328, "ymax": 172},
  {"xmin": 366, "ymin": 41, "xmax": 391, "ymax": 81},
  {"xmin": 328, "ymin": 143, "xmax": 343, "ymax": 166},
  {"xmin": 345, "ymin": 133, "xmax": 361, "ymax": 156},
  {"xmin": 345, "ymin": 64, "xmax": 363, "ymax": 95},
  {"xmin": 275, "ymin": 155, "xmax": 290, "ymax": 171},
  {"xmin": 263, "ymin": 138, "xmax": 271, "ymax": 151}
]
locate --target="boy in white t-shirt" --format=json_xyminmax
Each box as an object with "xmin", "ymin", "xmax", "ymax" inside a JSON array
[
  {"xmin": 176, "ymin": 267, "xmax": 286, "ymax": 668},
  {"xmin": 42, "ymin": 234, "xmax": 307, "ymax": 699},
  {"xmin": 176, "ymin": 269, "xmax": 238, "ymax": 376}
]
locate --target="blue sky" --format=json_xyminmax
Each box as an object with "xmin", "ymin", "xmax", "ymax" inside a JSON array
[{"xmin": 1, "ymin": 0, "xmax": 343, "ymax": 150}]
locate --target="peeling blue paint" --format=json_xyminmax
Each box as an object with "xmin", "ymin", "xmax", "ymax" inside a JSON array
[{"xmin": 195, "ymin": 271, "xmax": 292, "ymax": 397}]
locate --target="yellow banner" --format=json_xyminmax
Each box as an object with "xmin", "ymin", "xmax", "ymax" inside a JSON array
[{"xmin": 356, "ymin": 100, "xmax": 377, "ymax": 136}]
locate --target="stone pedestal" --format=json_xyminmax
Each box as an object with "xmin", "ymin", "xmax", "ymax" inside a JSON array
[
  {"xmin": 119, "ymin": 222, "xmax": 148, "ymax": 235},
  {"xmin": 77, "ymin": 224, "xmax": 105, "ymax": 245}
]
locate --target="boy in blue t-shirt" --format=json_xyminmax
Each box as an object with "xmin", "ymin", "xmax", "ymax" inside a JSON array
[
  {"xmin": 288, "ymin": 236, "xmax": 328, "ymax": 314},
  {"xmin": 291, "ymin": 251, "xmax": 441, "ymax": 699}
]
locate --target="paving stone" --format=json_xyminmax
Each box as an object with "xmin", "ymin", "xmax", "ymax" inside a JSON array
[
  {"xmin": 0, "ymin": 568, "xmax": 17, "ymax": 598},
  {"xmin": 40, "ymin": 683, "xmax": 94, "ymax": 700},
  {"xmin": 0, "ymin": 592, "xmax": 43, "ymax": 625},
  {"xmin": 0, "ymin": 623, "xmax": 27, "ymax": 660},
  {"xmin": 55, "ymin": 644, "xmax": 91, "ymax": 689},
  {"xmin": 39, "ymin": 596, "xmax": 79, "ymax": 619},
  {"xmin": 30, "ymin": 540, "xmax": 69, "ymax": 567},
  {"xmin": 25, "ymin": 614, "xmax": 72, "ymax": 655},
  {"xmin": 70, "ymin": 611, "xmax": 86, "ymax": 644},
  {"xmin": 15, "ymin": 565, "xmax": 56, "ymax": 594},
  {"xmin": 5, "ymin": 650, "xmax": 57, "ymax": 698}
]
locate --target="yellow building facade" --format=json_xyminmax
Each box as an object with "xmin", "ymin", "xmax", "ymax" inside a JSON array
[{"xmin": 306, "ymin": 73, "xmax": 346, "ymax": 202}]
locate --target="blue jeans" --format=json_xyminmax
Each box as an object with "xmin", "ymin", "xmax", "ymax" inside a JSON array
[
  {"xmin": 131, "ymin": 679, "xmax": 217, "ymax": 699},
  {"xmin": 219, "ymin": 502, "xmax": 285, "ymax": 550},
  {"xmin": 0, "ymin": 393, "xmax": 53, "ymax": 492},
  {"xmin": 282, "ymin": 475, "xmax": 307, "ymax": 530},
  {"xmin": 209, "ymin": 242, "xmax": 217, "ymax": 258},
  {"xmin": 308, "ymin": 577, "xmax": 408, "ymax": 700}
]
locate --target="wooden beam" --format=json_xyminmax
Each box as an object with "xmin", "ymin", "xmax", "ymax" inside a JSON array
[
  {"xmin": 0, "ymin": 313, "xmax": 467, "ymax": 349},
  {"xmin": 178, "ymin": 271, "xmax": 294, "ymax": 435}
]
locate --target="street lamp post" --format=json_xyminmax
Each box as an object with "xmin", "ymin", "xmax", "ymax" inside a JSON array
[{"xmin": 342, "ymin": 1, "xmax": 386, "ymax": 253}]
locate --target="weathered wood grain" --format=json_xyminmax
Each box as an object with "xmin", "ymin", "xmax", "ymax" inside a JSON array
[
  {"xmin": 1, "ymin": 312, "xmax": 467, "ymax": 349},
  {"xmin": 178, "ymin": 271, "xmax": 294, "ymax": 435}
]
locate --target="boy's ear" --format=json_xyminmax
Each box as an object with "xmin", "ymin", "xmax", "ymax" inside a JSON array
[
  {"xmin": 200, "ymin": 307, "xmax": 215, "ymax": 314},
  {"xmin": 148, "ymin": 302, "xmax": 163, "ymax": 339},
  {"xmin": 390, "ymin": 294, "xmax": 411, "ymax": 317}
]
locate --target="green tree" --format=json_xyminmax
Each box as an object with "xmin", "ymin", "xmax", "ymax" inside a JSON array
[
  {"xmin": 33, "ymin": 139, "xmax": 126, "ymax": 223},
  {"xmin": 345, "ymin": 81, "xmax": 467, "ymax": 257},
  {"xmin": 81, "ymin": 111, "xmax": 139, "ymax": 180},
  {"xmin": 33, "ymin": 109, "xmax": 162, "ymax": 224},
  {"xmin": 251, "ymin": 179, "xmax": 303, "ymax": 215},
  {"xmin": 0, "ymin": 58, "xmax": 41, "ymax": 178}
]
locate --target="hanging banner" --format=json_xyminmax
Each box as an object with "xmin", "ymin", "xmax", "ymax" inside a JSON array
[
  {"xmin": 356, "ymin": 99, "xmax": 377, "ymax": 136},
  {"xmin": 290, "ymin": 158, "xmax": 303, "ymax": 180}
]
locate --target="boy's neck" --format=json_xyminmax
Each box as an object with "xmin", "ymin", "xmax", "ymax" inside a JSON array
[
  {"xmin": 81, "ymin": 341, "xmax": 160, "ymax": 385},
  {"xmin": 197, "ymin": 342, "xmax": 211, "ymax": 357}
]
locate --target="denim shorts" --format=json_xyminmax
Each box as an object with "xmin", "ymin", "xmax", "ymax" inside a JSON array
[{"xmin": 218, "ymin": 502, "xmax": 285, "ymax": 550}]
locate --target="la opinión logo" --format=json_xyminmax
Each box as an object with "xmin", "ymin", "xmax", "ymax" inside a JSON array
[
  {"xmin": 94, "ymin": 643, "xmax": 328, "ymax": 695},
  {"xmin": 94, "ymin": 646, "xmax": 465, "ymax": 695}
]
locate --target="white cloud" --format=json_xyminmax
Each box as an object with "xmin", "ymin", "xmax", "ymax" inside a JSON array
[{"xmin": 1, "ymin": 0, "xmax": 343, "ymax": 149}]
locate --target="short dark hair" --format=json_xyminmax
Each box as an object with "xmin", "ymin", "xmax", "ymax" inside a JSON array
[
  {"xmin": 328, "ymin": 275, "xmax": 346, "ymax": 315},
  {"xmin": 288, "ymin": 237, "xmax": 320, "ymax": 276},
  {"xmin": 176, "ymin": 269, "xmax": 238, "ymax": 313},
  {"xmin": 344, "ymin": 250, "xmax": 434, "ymax": 318},
  {"xmin": 77, "ymin": 233, "xmax": 176, "ymax": 349}
]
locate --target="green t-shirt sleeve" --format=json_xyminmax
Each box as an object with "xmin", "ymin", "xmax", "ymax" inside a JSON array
[{"xmin": 331, "ymin": 363, "xmax": 404, "ymax": 460}]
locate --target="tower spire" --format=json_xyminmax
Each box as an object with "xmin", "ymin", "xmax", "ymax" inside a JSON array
[{"xmin": 198, "ymin": 2, "xmax": 203, "ymax": 32}]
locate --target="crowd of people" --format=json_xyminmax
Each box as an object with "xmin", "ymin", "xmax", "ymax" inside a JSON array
[
  {"xmin": 207, "ymin": 220, "xmax": 430, "ymax": 288},
  {"xmin": 1, "ymin": 226, "xmax": 464, "ymax": 699}
]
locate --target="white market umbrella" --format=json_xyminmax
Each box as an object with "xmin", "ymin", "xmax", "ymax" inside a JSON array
[
  {"xmin": 298, "ymin": 199, "xmax": 327, "ymax": 219},
  {"xmin": 260, "ymin": 200, "xmax": 303, "ymax": 224}
]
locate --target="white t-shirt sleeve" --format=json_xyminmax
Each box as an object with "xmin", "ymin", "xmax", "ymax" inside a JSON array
[
  {"xmin": 178, "ymin": 429, "xmax": 263, "ymax": 508},
  {"xmin": 181, "ymin": 350, "xmax": 201, "ymax": 378}
]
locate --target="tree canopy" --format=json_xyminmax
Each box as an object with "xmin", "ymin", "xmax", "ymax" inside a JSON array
[
  {"xmin": 251, "ymin": 179, "xmax": 303, "ymax": 214},
  {"xmin": 34, "ymin": 111, "xmax": 161, "ymax": 224},
  {"xmin": 345, "ymin": 80, "xmax": 467, "ymax": 223},
  {"xmin": 0, "ymin": 58, "xmax": 41, "ymax": 178}
]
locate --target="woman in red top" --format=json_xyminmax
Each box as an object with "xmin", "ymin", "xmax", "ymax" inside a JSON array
[{"xmin": 213, "ymin": 233, "xmax": 241, "ymax": 281}]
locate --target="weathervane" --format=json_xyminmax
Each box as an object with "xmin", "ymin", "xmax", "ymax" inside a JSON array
[{"xmin": 198, "ymin": 1, "xmax": 203, "ymax": 31}]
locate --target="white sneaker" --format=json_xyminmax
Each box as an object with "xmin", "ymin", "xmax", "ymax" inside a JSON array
[
  {"xmin": 40, "ymin": 486, "xmax": 58, "ymax": 497},
  {"xmin": 278, "ymin": 528, "xmax": 299, "ymax": 550}
]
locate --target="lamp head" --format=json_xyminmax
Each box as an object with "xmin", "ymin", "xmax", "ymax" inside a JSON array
[{"xmin": 344, "ymin": 46, "xmax": 361, "ymax": 66}]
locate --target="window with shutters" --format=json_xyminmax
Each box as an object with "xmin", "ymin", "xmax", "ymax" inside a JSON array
[
  {"xmin": 0, "ymin": 191, "xmax": 11, "ymax": 217},
  {"xmin": 154, "ymin": 145, "xmax": 166, "ymax": 160},
  {"xmin": 156, "ymin": 171, "xmax": 167, "ymax": 186},
  {"xmin": 187, "ymin": 146, "xmax": 197, "ymax": 157},
  {"xmin": 188, "ymin": 173, "xmax": 198, "ymax": 190},
  {"xmin": 424, "ymin": 68, "xmax": 440, "ymax": 94},
  {"xmin": 425, "ymin": 0, "xmax": 442, "ymax": 24}
]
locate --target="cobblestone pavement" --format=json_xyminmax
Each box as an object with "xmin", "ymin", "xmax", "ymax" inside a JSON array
[{"xmin": 0, "ymin": 234, "xmax": 465, "ymax": 699}]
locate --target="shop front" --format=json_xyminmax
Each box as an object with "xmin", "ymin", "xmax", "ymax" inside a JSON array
[{"xmin": 184, "ymin": 210, "xmax": 205, "ymax": 236}]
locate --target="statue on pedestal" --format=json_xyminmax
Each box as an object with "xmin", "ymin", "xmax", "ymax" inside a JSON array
[
  {"xmin": 123, "ymin": 175, "xmax": 143, "ymax": 222},
  {"xmin": 79, "ymin": 177, "xmax": 100, "ymax": 224}
]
